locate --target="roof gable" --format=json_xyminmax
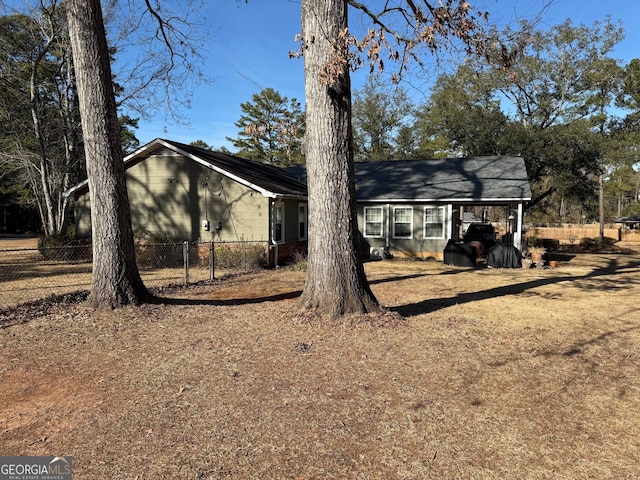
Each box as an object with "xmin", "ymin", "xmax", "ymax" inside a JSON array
[
  {"xmin": 159, "ymin": 139, "xmax": 307, "ymax": 198},
  {"xmin": 65, "ymin": 138, "xmax": 307, "ymax": 199}
]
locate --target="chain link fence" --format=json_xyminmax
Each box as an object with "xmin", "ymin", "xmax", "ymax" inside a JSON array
[{"xmin": 0, "ymin": 240, "xmax": 269, "ymax": 308}]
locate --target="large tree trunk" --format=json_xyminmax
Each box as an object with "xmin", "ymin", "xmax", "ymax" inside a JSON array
[
  {"xmin": 296, "ymin": 0, "xmax": 381, "ymax": 317},
  {"xmin": 67, "ymin": 0, "xmax": 150, "ymax": 308}
]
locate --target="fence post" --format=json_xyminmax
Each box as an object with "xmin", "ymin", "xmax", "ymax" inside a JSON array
[
  {"xmin": 209, "ymin": 240, "xmax": 215, "ymax": 280},
  {"xmin": 243, "ymin": 241, "xmax": 247, "ymax": 271},
  {"xmin": 183, "ymin": 241, "xmax": 189, "ymax": 285}
]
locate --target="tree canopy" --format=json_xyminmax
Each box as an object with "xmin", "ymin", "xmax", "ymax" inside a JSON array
[
  {"xmin": 0, "ymin": 5, "xmax": 84, "ymax": 236},
  {"xmin": 352, "ymin": 75, "xmax": 414, "ymax": 162},
  {"xmin": 227, "ymin": 87, "xmax": 305, "ymax": 165}
]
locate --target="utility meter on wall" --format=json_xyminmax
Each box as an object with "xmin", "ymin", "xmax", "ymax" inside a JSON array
[{"xmin": 202, "ymin": 219, "xmax": 210, "ymax": 231}]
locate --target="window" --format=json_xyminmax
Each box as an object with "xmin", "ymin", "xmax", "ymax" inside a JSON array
[
  {"xmin": 273, "ymin": 203, "xmax": 284, "ymax": 243},
  {"xmin": 424, "ymin": 206, "xmax": 445, "ymax": 239},
  {"xmin": 364, "ymin": 206, "xmax": 384, "ymax": 237},
  {"xmin": 298, "ymin": 203, "xmax": 307, "ymax": 240},
  {"xmin": 393, "ymin": 207, "xmax": 413, "ymax": 238}
]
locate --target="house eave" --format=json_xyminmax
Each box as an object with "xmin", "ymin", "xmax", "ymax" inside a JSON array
[
  {"xmin": 63, "ymin": 179, "xmax": 89, "ymax": 199},
  {"xmin": 272, "ymin": 194, "xmax": 308, "ymax": 201}
]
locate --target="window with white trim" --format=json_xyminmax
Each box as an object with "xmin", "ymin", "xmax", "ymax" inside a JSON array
[
  {"xmin": 364, "ymin": 206, "xmax": 384, "ymax": 237},
  {"xmin": 424, "ymin": 206, "xmax": 445, "ymax": 239},
  {"xmin": 393, "ymin": 207, "xmax": 413, "ymax": 238},
  {"xmin": 298, "ymin": 203, "xmax": 307, "ymax": 240},
  {"xmin": 274, "ymin": 203, "xmax": 284, "ymax": 243}
]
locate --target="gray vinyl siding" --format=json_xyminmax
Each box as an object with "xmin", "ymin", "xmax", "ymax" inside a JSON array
[
  {"xmin": 357, "ymin": 203, "xmax": 451, "ymax": 259},
  {"xmin": 128, "ymin": 154, "xmax": 270, "ymax": 242}
]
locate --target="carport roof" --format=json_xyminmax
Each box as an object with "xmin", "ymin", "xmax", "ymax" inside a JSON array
[{"xmin": 615, "ymin": 214, "xmax": 640, "ymax": 224}]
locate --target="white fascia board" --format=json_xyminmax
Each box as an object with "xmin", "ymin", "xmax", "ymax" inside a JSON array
[
  {"xmin": 125, "ymin": 138, "xmax": 165, "ymax": 162},
  {"xmin": 64, "ymin": 138, "xmax": 281, "ymax": 199},
  {"xmin": 63, "ymin": 179, "xmax": 89, "ymax": 198}
]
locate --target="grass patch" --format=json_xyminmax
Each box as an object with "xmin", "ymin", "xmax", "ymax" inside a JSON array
[{"xmin": 1, "ymin": 254, "xmax": 640, "ymax": 478}]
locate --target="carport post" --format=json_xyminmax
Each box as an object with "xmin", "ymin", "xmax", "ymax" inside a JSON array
[{"xmin": 514, "ymin": 203, "xmax": 524, "ymax": 249}]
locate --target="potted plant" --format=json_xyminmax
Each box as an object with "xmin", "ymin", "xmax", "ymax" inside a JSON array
[{"xmin": 528, "ymin": 246, "xmax": 546, "ymax": 263}]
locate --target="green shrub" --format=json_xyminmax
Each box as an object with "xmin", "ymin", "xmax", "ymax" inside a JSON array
[
  {"xmin": 597, "ymin": 237, "xmax": 617, "ymax": 248},
  {"xmin": 38, "ymin": 233, "xmax": 71, "ymax": 252},
  {"xmin": 133, "ymin": 227, "xmax": 172, "ymax": 244},
  {"xmin": 541, "ymin": 238, "xmax": 559, "ymax": 252},
  {"xmin": 580, "ymin": 237, "xmax": 596, "ymax": 249},
  {"xmin": 37, "ymin": 234, "xmax": 91, "ymax": 261},
  {"xmin": 133, "ymin": 228, "xmax": 182, "ymax": 268},
  {"xmin": 135, "ymin": 242, "xmax": 183, "ymax": 269},
  {"xmin": 527, "ymin": 236, "xmax": 544, "ymax": 248}
]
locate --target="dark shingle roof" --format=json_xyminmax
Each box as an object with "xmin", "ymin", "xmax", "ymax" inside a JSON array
[
  {"xmin": 616, "ymin": 214, "xmax": 640, "ymax": 224},
  {"xmin": 355, "ymin": 156, "xmax": 530, "ymax": 202},
  {"xmin": 65, "ymin": 140, "xmax": 529, "ymax": 204},
  {"xmin": 287, "ymin": 156, "xmax": 531, "ymax": 203}
]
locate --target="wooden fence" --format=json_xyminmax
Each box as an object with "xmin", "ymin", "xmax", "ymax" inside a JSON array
[{"xmin": 525, "ymin": 225, "xmax": 640, "ymax": 244}]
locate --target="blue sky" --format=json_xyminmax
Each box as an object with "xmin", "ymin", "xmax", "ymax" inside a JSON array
[{"xmin": 133, "ymin": 0, "xmax": 640, "ymax": 151}]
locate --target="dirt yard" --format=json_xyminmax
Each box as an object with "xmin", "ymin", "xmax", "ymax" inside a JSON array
[{"xmin": 1, "ymin": 252, "xmax": 640, "ymax": 479}]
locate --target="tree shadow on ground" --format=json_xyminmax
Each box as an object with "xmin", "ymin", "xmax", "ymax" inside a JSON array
[
  {"xmin": 151, "ymin": 257, "xmax": 640, "ymax": 313},
  {"xmin": 487, "ymin": 322, "xmax": 640, "ymax": 370},
  {"xmin": 154, "ymin": 290, "xmax": 302, "ymax": 306},
  {"xmin": 153, "ymin": 272, "xmax": 449, "ymax": 306},
  {"xmin": 394, "ymin": 257, "xmax": 640, "ymax": 318},
  {"xmin": 369, "ymin": 273, "xmax": 431, "ymax": 285}
]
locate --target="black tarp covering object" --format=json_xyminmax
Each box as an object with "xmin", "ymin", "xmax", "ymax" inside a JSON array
[
  {"xmin": 487, "ymin": 244, "xmax": 522, "ymax": 268},
  {"xmin": 444, "ymin": 240, "xmax": 476, "ymax": 267}
]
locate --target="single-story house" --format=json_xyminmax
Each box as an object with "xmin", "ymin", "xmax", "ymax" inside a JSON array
[
  {"xmin": 287, "ymin": 156, "xmax": 531, "ymax": 260},
  {"xmin": 615, "ymin": 214, "xmax": 640, "ymax": 229},
  {"xmin": 64, "ymin": 138, "xmax": 308, "ymax": 266},
  {"xmin": 66, "ymin": 139, "xmax": 531, "ymax": 264}
]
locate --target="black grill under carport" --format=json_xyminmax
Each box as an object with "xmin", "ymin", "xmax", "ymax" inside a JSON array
[
  {"xmin": 443, "ymin": 240, "xmax": 477, "ymax": 267},
  {"xmin": 487, "ymin": 244, "xmax": 522, "ymax": 268}
]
